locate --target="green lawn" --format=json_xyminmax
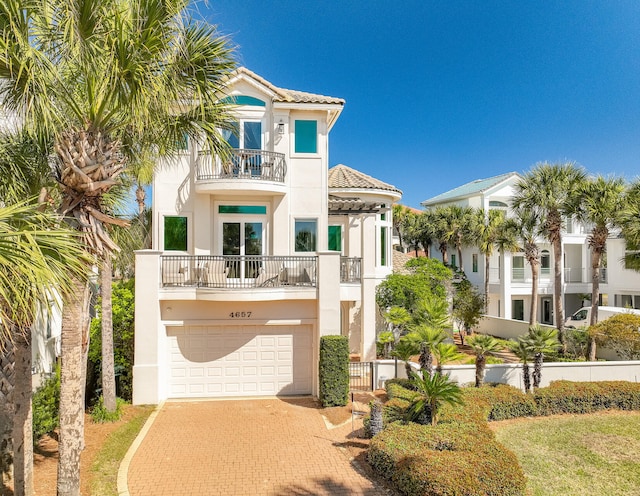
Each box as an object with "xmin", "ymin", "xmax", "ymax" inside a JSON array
[{"xmin": 494, "ymin": 411, "xmax": 640, "ymax": 496}]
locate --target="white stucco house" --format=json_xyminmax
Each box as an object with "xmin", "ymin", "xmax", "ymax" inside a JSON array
[
  {"xmin": 133, "ymin": 68, "xmax": 401, "ymax": 404},
  {"xmin": 422, "ymin": 172, "xmax": 640, "ymax": 325}
]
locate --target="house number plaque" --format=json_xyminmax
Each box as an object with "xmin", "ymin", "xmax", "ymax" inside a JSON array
[{"xmin": 229, "ymin": 311, "xmax": 252, "ymax": 318}]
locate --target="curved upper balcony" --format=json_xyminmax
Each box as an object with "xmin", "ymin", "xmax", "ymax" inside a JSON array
[{"xmin": 195, "ymin": 149, "xmax": 288, "ymax": 196}]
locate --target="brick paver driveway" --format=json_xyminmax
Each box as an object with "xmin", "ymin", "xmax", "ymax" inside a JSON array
[{"xmin": 127, "ymin": 397, "xmax": 388, "ymax": 496}]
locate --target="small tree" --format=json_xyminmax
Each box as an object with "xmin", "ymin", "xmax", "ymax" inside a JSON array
[
  {"xmin": 406, "ymin": 325, "xmax": 447, "ymax": 376},
  {"xmin": 467, "ymin": 335, "xmax": 502, "ymax": 387},
  {"xmin": 452, "ymin": 279, "xmax": 485, "ymax": 342},
  {"xmin": 406, "ymin": 371, "xmax": 463, "ymax": 426},
  {"xmin": 589, "ymin": 313, "xmax": 640, "ymax": 360},
  {"xmin": 523, "ymin": 325, "xmax": 561, "ymax": 389},
  {"xmin": 509, "ymin": 339, "xmax": 533, "ymax": 393},
  {"xmin": 391, "ymin": 338, "xmax": 418, "ymax": 378}
]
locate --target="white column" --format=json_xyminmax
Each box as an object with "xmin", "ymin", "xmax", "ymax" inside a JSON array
[
  {"xmin": 360, "ymin": 214, "xmax": 378, "ymax": 361},
  {"xmin": 316, "ymin": 251, "xmax": 341, "ymax": 338},
  {"xmin": 500, "ymin": 251, "xmax": 513, "ymax": 319},
  {"xmin": 132, "ymin": 250, "xmax": 163, "ymax": 405}
]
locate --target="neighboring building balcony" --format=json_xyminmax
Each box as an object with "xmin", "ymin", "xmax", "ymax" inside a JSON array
[
  {"xmin": 195, "ymin": 149, "xmax": 288, "ymax": 195},
  {"xmin": 340, "ymin": 257, "xmax": 362, "ymax": 283}
]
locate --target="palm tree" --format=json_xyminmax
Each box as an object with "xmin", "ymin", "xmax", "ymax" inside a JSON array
[
  {"xmin": 434, "ymin": 343, "xmax": 465, "ymax": 374},
  {"xmin": 432, "ymin": 206, "xmax": 453, "ymax": 264},
  {"xmin": 0, "ymin": 2, "xmax": 236, "ymax": 493},
  {"xmin": 392, "ymin": 204, "xmax": 410, "ymax": 252},
  {"xmin": 416, "ymin": 210, "xmax": 436, "ymax": 258},
  {"xmin": 405, "ymin": 325, "xmax": 448, "ymax": 376},
  {"xmin": 509, "ymin": 338, "xmax": 533, "ymax": 393},
  {"xmin": 383, "ymin": 306, "xmax": 411, "ymax": 341},
  {"xmin": 411, "ymin": 294, "xmax": 450, "ymax": 330},
  {"xmin": 576, "ymin": 176, "xmax": 626, "ymax": 360},
  {"xmin": 512, "ymin": 162, "xmax": 587, "ymax": 353},
  {"xmin": 467, "ymin": 334, "xmax": 503, "ymax": 387},
  {"xmin": 509, "ymin": 208, "xmax": 542, "ymax": 325},
  {"xmin": 620, "ymin": 180, "xmax": 640, "ymax": 271},
  {"xmin": 439, "ymin": 205, "xmax": 476, "ymax": 271},
  {"xmin": 523, "ymin": 325, "xmax": 561, "ymax": 389},
  {"xmin": 0, "ymin": 201, "xmax": 88, "ymax": 496},
  {"xmin": 391, "ymin": 338, "xmax": 418, "ymax": 378},
  {"xmin": 407, "ymin": 370, "xmax": 463, "ymax": 426}
]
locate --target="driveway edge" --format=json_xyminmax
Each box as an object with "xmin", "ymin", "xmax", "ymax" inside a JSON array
[{"xmin": 117, "ymin": 402, "xmax": 164, "ymax": 496}]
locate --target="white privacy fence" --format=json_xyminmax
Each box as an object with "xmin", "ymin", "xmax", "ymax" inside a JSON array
[{"xmin": 374, "ymin": 359, "xmax": 640, "ymax": 391}]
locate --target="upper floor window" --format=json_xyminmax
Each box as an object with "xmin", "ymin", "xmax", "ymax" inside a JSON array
[
  {"xmin": 541, "ymin": 250, "xmax": 550, "ymax": 275},
  {"xmin": 295, "ymin": 219, "xmax": 317, "ymax": 252},
  {"xmin": 294, "ymin": 120, "xmax": 317, "ymax": 153},
  {"xmin": 224, "ymin": 121, "xmax": 262, "ymax": 150},
  {"xmin": 472, "ymin": 254, "xmax": 478, "ymax": 273},
  {"xmin": 489, "ymin": 200, "xmax": 508, "ymax": 209},
  {"xmin": 164, "ymin": 216, "xmax": 187, "ymax": 251}
]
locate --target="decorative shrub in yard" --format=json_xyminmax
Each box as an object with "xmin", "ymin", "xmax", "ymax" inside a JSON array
[
  {"xmin": 534, "ymin": 380, "xmax": 640, "ymax": 415},
  {"xmin": 32, "ymin": 366, "xmax": 60, "ymax": 443},
  {"xmin": 318, "ymin": 335, "xmax": 349, "ymax": 407},
  {"xmin": 368, "ymin": 422, "xmax": 526, "ymax": 496}
]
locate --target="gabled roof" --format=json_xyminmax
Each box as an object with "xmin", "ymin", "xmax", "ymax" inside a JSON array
[
  {"xmin": 328, "ymin": 164, "xmax": 402, "ymax": 194},
  {"xmin": 232, "ymin": 67, "xmax": 345, "ymax": 105},
  {"xmin": 421, "ymin": 172, "xmax": 520, "ymax": 206}
]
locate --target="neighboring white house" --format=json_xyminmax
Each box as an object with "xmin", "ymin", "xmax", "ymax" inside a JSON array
[
  {"xmin": 421, "ymin": 172, "xmax": 640, "ymax": 324},
  {"xmin": 133, "ymin": 68, "xmax": 401, "ymax": 404}
]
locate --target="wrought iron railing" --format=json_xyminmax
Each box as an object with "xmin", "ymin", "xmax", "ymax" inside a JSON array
[
  {"xmin": 340, "ymin": 257, "xmax": 362, "ymax": 283},
  {"xmin": 161, "ymin": 255, "xmax": 316, "ymax": 289},
  {"xmin": 349, "ymin": 361, "xmax": 374, "ymax": 391},
  {"xmin": 196, "ymin": 149, "xmax": 286, "ymax": 183}
]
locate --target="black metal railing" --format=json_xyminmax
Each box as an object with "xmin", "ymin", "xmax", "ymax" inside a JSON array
[
  {"xmin": 161, "ymin": 255, "xmax": 316, "ymax": 289},
  {"xmin": 340, "ymin": 257, "xmax": 362, "ymax": 283},
  {"xmin": 349, "ymin": 361, "xmax": 374, "ymax": 391},
  {"xmin": 196, "ymin": 149, "xmax": 287, "ymax": 183}
]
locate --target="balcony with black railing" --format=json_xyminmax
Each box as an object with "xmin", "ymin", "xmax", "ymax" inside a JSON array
[
  {"xmin": 340, "ymin": 257, "xmax": 362, "ymax": 283},
  {"xmin": 195, "ymin": 149, "xmax": 287, "ymax": 193}
]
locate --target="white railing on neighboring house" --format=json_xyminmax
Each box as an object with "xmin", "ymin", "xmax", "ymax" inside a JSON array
[{"xmin": 196, "ymin": 149, "xmax": 287, "ymax": 182}]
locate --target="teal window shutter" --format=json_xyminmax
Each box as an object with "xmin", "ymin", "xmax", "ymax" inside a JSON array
[
  {"xmin": 328, "ymin": 225, "xmax": 341, "ymax": 252},
  {"xmin": 295, "ymin": 120, "xmax": 317, "ymax": 153},
  {"xmin": 164, "ymin": 216, "xmax": 188, "ymax": 251}
]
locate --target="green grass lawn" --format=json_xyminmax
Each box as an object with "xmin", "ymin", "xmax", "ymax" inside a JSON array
[{"xmin": 494, "ymin": 411, "xmax": 640, "ymax": 496}]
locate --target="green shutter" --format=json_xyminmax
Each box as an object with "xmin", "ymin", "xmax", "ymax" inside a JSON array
[
  {"xmin": 380, "ymin": 227, "xmax": 387, "ymax": 266},
  {"xmin": 328, "ymin": 225, "xmax": 341, "ymax": 252},
  {"xmin": 295, "ymin": 120, "xmax": 317, "ymax": 153},
  {"xmin": 218, "ymin": 205, "xmax": 267, "ymax": 214}
]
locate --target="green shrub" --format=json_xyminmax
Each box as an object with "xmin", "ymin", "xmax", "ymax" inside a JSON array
[
  {"xmin": 32, "ymin": 366, "xmax": 60, "ymax": 443},
  {"xmin": 90, "ymin": 396, "xmax": 126, "ymax": 423},
  {"xmin": 534, "ymin": 380, "xmax": 640, "ymax": 416},
  {"xmin": 319, "ymin": 335, "xmax": 349, "ymax": 407},
  {"xmin": 368, "ymin": 422, "xmax": 526, "ymax": 496},
  {"xmin": 386, "ymin": 382, "xmax": 419, "ymax": 402},
  {"xmin": 463, "ymin": 384, "xmax": 538, "ymax": 421},
  {"xmin": 385, "ymin": 378, "xmax": 418, "ymax": 391}
]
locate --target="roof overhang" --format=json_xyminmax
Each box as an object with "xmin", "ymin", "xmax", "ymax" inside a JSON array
[{"xmin": 328, "ymin": 195, "xmax": 386, "ymax": 215}]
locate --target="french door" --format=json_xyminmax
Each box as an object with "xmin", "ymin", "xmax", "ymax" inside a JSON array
[{"xmin": 222, "ymin": 221, "xmax": 264, "ymax": 279}]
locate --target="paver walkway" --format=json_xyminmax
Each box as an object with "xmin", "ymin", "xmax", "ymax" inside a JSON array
[{"xmin": 127, "ymin": 397, "xmax": 389, "ymax": 496}]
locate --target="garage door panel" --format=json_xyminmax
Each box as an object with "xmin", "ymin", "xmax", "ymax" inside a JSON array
[{"xmin": 168, "ymin": 325, "xmax": 313, "ymax": 398}]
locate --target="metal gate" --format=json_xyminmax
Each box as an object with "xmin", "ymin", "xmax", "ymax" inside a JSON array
[{"xmin": 349, "ymin": 361, "xmax": 374, "ymax": 391}]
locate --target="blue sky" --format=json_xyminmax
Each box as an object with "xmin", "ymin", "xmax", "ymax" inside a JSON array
[{"xmin": 201, "ymin": 1, "xmax": 640, "ymax": 208}]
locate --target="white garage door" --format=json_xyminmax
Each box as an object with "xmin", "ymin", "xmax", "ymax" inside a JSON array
[{"xmin": 167, "ymin": 325, "xmax": 313, "ymax": 398}]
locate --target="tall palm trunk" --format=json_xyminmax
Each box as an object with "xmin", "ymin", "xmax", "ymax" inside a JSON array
[
  {"xmin": 12, "ymin": 332, "xmax": 34, "ymax": 496},
  {"xmin": 549, "ymin": 217, "xmax": 566, "ymax": 353},
  {"xmin": 527, "ymin": 245, "xmax": 540, "ymax": 325},
  {"xmin": 0, "ymin": 341, "xmax": 15, "ymax": 487},
  {"xmin": 439, "ymin": 243, "xmax": 448, "ymax": 265},
  {"xmin": 588, "ymin": 239, "xmax": 606, "ymax": 361},
  {"xmin": 522, "ymin": 361, "xmax": 532, "ymax": 393},
  {"xmin": 57, "ymin": 276, "xmax": 91, "ymax": 496},
  {"xmin": 135, "ymin": 184, "xmax": 145, "ymax": 219},
  {"xmin": 101, "ymin": 258, "xmax": 116, "ymax": 412},
  {"xmin": 484, "ymin": 255, "xmax": 490, "ymax": 313},
  {"xmin": 475, "ymin": 354, "xmax": 486, "ymax": 387},
  {"xmin": 532, "ymin": 352, "xmax": 543, "ymax": 389}
]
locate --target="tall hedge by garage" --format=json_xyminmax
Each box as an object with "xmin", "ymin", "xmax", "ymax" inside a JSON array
[{"xmin": 319, "ymin": 335, "xmax": 349, "ymax": 407}]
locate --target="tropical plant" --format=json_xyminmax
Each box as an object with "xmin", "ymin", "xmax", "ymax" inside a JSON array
[
  {"xmin": 439, "ymin": 205, "xmax": 477, "ymax": 271},
  {"xmin": 416, "ymin": 210, "xmax": 436, "ymax": 258},
  {"xmin": 406, "ymin": 370, "xmax": 463, "ymax": 425},
  {"xmin": 432, "ymin": 206, "xmax": 453, "ymax": 264},
  {"xmin": 467, "ymin": 334, "xmax": 503, "ymax": 387},
  {"xmin": 522, "ymin": 325, "xmax": 561, "ymax": 389},
  {"xmin": 391, "ymin": 338, "xmax": 418, "ymax": 378},
  {"xmin": 369, "ymin": 399, "xmax": 384, "ymax": 437},
  {"xmin": 620, "ymin": 180, "xmax": 640, "ymax": 272},
  {"xmin": 452, "ymin": 278, "xmax": 485, "ymax": 340},
  {"xmin": 434, "ymin": 343, "xmax": 465, "ymax": 374},
  {"xmin": 383, "ymin": 306, "xmax": 411, "ymax": 341},
  {"xmin": 405, "ymin": 325, "xmax": 448, "ymax": 376},
  {"xmin": 512, "ymin": 162, "xmax": 587, "ymax": 353},
  {"xmin": 509, "ymin": 339, "xmax": 533, "ymax": 393},
  {"xmin": 392, "ymin": 204, "xmax": 410, "ymax": 253},
  {"xmin": 377, "ymin": 331, "xmax": 395, "ymax": 359},
  {"xmin": 411, "ymin": 294, "xmax": 450, "ymax": 330},
  {"xmin": 576, "ymin": 176, "xmax": 626, "ymax": 360}
]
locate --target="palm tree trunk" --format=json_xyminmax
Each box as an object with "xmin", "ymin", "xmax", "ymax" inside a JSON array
[
  {"xmin": 588, "ymin": 249, "xmax": 602, "ymax": 361},
  {"xmin": 0, "ymin": 341, "xmax": 15, "ymax": 487},
  {"xmin": 419, "ymin": 342, "xmax": 433, "ymax": 377},
  {"xmin": 475, "ymin": 355, "xmax": 486, "ymax": 387},
  {"xmin": 552, "ymin": 236, "xmax": 566, "ymax": 353},
  {"xmin": 13, "ymin": 332, "xmax": 34, "ymax": 496},
  {"xmin": 532, "ymin": 353, "xmax": 543, "ymax": 389},
  {"xmin": 404, "ymin": 362, "xmax": 412, "ymax": 378},
  {"xmin": 529, "ymin": 263, "xmax": 539, "ymax": 325},
  {"xmin": 57, "ymin": 276, "xmax": 91, "ymax": 496},
  {"xmin": 457, "ymin": 245, "xmax": 463, "ymax": 272},
  {"xmin": 101, "ymin": 258, "xmax": 117, "ymax": 412},
  {"xmin": 522, "ymin": 361, "xmax": 531, "ymax": 393},
  {"xmin": 135, "ymin": 184, "xmax": 146, "ymax": 220},
  {"xmin": 484, "ymin": 255, "xmax": 490, "ymax": 313}
]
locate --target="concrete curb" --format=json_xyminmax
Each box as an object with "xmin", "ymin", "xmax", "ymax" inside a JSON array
[{"xmin": 117, "ymin": 402, "xmax": 164, "ymax": 496}]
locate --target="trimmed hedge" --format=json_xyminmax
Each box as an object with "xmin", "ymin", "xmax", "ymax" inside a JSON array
[
  {"xmin": 534, "ymin": 380, "xmax": 640, "ymax": 416},
  {"xmin": 463, "ymin": 384, "xmax": 538, "ymax": 421},
  {"xmin": 318, "ymin": 335, "xmax": 349, "ymax": 407},
  {"xmin": 369, "ymin": 422, "xmax": 526, "ymax": 496}
]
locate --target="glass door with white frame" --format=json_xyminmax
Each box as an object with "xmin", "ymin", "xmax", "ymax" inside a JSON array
[{"xmin": 222, "ymin": 221, "xmax": 263, "ymax": 280}]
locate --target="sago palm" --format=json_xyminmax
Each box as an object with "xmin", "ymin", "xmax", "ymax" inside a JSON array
[
  {"xmin": 576, "ymin": 176, "xmax": 625, "ymax": 360},
  {"xmin": 434, "ymin": 343, "xmax": 465, "ymax": 374},
  {"xmin": 391, "ymin": 338, "xmax": 418, "ymax": 378},
  {"xmin": 406, "ymin": 325, "xmax": 447, "ymax": 376},
  {"xmin": 523, "ymin": 325, "xmax": 561, "ymax": 389},
  {"xmin": 467, "ymin": 334, "xmax": 503, "ymax": 387},
  {"xmin": 509, "ymin": 338, "xmax": 533, "ymax": 393},
  {"xmin": 407, "ymin": 370, "xmax": 463, "ymax": 426},
  {"xmin": 0, "ymin": 2, "xmax": 236, "ymax": 494},
  {"xmin": 512, "ymin": 162, "xmax": 587, "ymax": 353}
]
